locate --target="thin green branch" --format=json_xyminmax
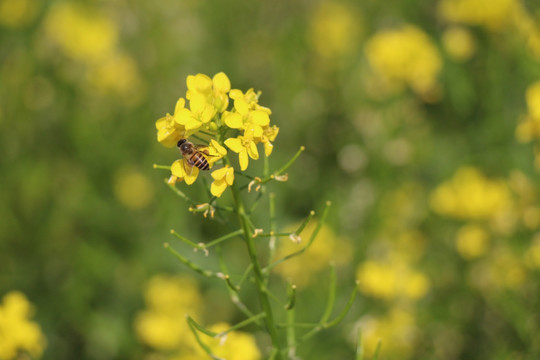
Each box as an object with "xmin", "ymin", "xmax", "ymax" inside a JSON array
[
  {"xmin": 164, "ymin": 243, "xmax": 214, "ymax": 277},
  {"xmin": 205, "ymin": 229, "xmax": 243, "ymax": 248}
]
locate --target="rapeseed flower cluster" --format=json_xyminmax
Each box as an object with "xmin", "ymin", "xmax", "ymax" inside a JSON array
[
  {"xmin": 134, "ymin": 275, "xmax": 260, "ymax": 360},
  {"xmin": 437, "ymin": 0, "xmax": 519, "ymax": 30},
  {"xmin": 43, "ymin": 2, "xmax": 143, "ymax": 103},
  {"xmin": 430, "ymin": 166, "xmax": 511, "ymax": 220},
  {"xmin": 155, "ymin": 72, "xmax": 278, "ymax": 197},
  {"xmin": 365, "ymin": 25, "xmax": 442, "ymax": 99},
  {"xmin": 0, "ymin": 291, "xmax": 46, "ymax": 359}
]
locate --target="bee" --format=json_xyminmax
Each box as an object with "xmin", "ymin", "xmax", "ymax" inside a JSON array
[{"xmin": 177, "ymin": 138, "xmax": 211, "ymax": 172}]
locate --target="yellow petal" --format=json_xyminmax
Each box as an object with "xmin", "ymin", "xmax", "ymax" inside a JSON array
[
  {"xmin": 155, "ymin": 115, "xmax": 169, "ymax": 130},
  {"xmin": 239, "ymin": 149, "xmax": 249, "ymax": 170},
  {"xmin": 211, "ymin": 167, "xmax": 229, "ymax": 180},
  {"xmin": 171, "ymin": 160, "xmax": 186, "ymax": 178},
  {"xmin": 225, "ymin": 168, "xmax": 234, "ymax": 185},
  {"xmin": 174, "ymin": 98, "xmax": 185, "ymax": 115},
  {"xmin": 211, "ymin": 180, "xmax": 227, "ymax": 197},
  {"xmin": 224, "ymin": 112, "xmax": 243, "ymax": 129},
  {"xmin": 213, "ymin": 72, "xmax": 231, "ymax": 93},
  {"xmin": 229, "ymin": 89, "xmax": 243, "ymax": 100},
  {"xmin": 264, "ymin": 141, "xmax": 274, "ymax": 156},
  {"xmin": 251, "ymin": 110, "xmax": 270, "ymax": 126},
  {"xmin": 234, "ymin": 98, "xmax": 249, "ymax": 115},
  {"xmin": 247, "ymin": 141, "xmax": 259, "ymax": 160},
  {"xmin": 157, "ymin": 128, "xmax": 180, "ymax": 148},
  {"xmin": 200, "ymin": 105, "xmax": 216, "ymax": 123},
  {"xmin": 189, "ymin": 93, "xmax": 207, "ymax": 114},
  {"xmin": 225, "ymin": 137, "xmax": 244, "ymax": 153},
  {"xmin": 184, "ymin": 166, "xmax": 199, "ymax": 185},
  {"xmin": 187, "ymin": 73, "xmax": 212, "ymax": 94},
  {"xmin": 210, "ymin": 139, "xmax": 227, "ymax": 156}
]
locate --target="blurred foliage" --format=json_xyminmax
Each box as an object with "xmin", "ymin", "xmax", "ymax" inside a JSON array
[{"xmin": 1, "ymin": 0, "xmax": 540, "ymax": 359}]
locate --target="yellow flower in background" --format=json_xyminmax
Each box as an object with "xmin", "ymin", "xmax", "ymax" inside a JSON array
[
  {"xmin": 524, "ymin": 234, "xmax": 540, "ymax": 269},
  {"xmin": 455, "ymin": 224, "xmax": 490, "ymax": 259},
  {"xmin": 442, "ymin": 26, "xmax": 476, "ymax": 61},
  {"xmin": 204, "ymin": 323, "xmax": 261, "ymax": 360},
  {"xmin": 211, "ymin": 165, "xmax": 234, "ymax": 197},
  {"xmin": 134, "ymin": 275, "xmax": 202, "ymax": 350},
  {"xmin": 44, "ymin": 2, "xmax": 118, "ymax": 63},
  {"xmin": 365, "ymin": 25, "xmax": 442, "ymax": 98},
  {"xmin": 272, "ymin": 221, "xmax": 352, "ymax": 286},
  {"xmin": 430, "ymin": 167, "xmax": 512, "ymax": 220},
  {"xmin": 0, "ymin": 291, "xmax": 46, "ymax": 359},
  {"xmin": 114, "ymin": 168, "xmax": 154, "ymax": 210},
  {"xmin": 438, "ymin": 0, "xmax": 519, "ymax": 30},
  {"xmin": 526, "ymin": 81, "xmax": 540, "ymax": 121},
  {"xmin": 307, "ymin": 1, "xmax": 362, "ymax": 58},
  {"xmin": 356, "ymin": 258, "xmax": 429, "ymax": 301},
  {"xmin": 0, "ymin": 0, "xmax": 38, "ymax": 27},
  {"xmin": 468, "ymin": 247, "xmax": 527, "ymax": 292},
  {"xmin": 85, "ymin": 52, "xmax": 145, "ymax": 104},
  {"xmin": 358, "ymin": 307, "xmax": 417, "ymax": 359}
]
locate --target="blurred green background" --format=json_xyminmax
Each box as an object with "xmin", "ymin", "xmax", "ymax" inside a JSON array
[{"xmin": 2, "ymin": 0, "xmax": 540, "ymax": 359}]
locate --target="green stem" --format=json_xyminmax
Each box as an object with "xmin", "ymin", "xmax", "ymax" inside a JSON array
[{"xmin": 227, "ymin": 161, "xmax": 283, "ymax": 358}]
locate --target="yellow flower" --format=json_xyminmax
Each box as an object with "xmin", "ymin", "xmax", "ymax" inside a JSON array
[
  {"xmin": 307, "ymin": 1, "xmax": 362, "ymax": 58},
  {"xmin": 356, "ymin": 259, "xmax": 429, "ymax": 301},
  {"xmin": 225, "ymin": 136, "xmax": 259, "ymax": 171},
  {"xmin": 526, "ymin": 81, "xmax": 540, "ymax": 121},
  {"xmin": 258, "ymin": 125, "xmax": 279, "ymax": 156},
  {"xmin": 155, "ymin": 98, "xmax": 187, "ymax": 148},
  {"xmin": 134, "ymin": 275, "xmax": 202, "ymax": 350},
  {"xmin": 113, "ymin": 168, "xmax": 154, "ymax": 210},
  {"xmin": 442, "ymin": 26, "xmax": 476, "ymax": 61},
  {"xmin": 430, "ymin": 166, "xmax": 512, "ymax": 220},
  {"xmin": 455, "ymin": 224, "xmax": 490, "ymax": 259},
  {"xmin": 205, "ymin": 323, "xmax": 261, "ymax": 360},
  {"xmin": 44, "ymin": 2, "xmax": 118, "ymax": 63},
  {"xmin": 0, "ymin": 0, "xmax": 38, "ymax": 27},
  {"xmin": 0, "ymin": 291, "xmax": 47, "ymax": 359},
  {"xmin": 211, "ymin": 165, "xmax": 234, "ymax": 197},
  {"xmin": 358, "ymin": 307, "xmax": 417, "ymax": 359},
  {"xmin": 206, "ymin": 139, "xmax": 228, "ymax": 165},
  {"xmin": 438, "ymin": 0, "xmax": 520, "ymax": 30},
  {"xmin": 171, "ymin": 158, "xmax": 199, "ymax": 185},
  {"xmin": 365, "ymin": 25, "xmax": 442, "ymax": 97}
]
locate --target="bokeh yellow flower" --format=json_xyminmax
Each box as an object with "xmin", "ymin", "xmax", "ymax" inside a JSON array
[
  {"xmin": 430, "ymin": 166, "xmax": 512, "ymax": 220},
  {"xmin": 365, "ymin": 25, "xmax": 442, "ymax": 98},
  {"xmin": 524, "ymin": 234, "xmax": 540, "ymax": 269},
  {"xmin": 455, "ymin": 223, "xmax": 490, "ymax": 259},
  {"xmin": 442, "ymin": 26, "xmax": 476, "ymax": 61},
  {"xmin": 204, "ymin": 323, "xmax": 261, "ymax": 360},
  {"xmin": 0, "ymin": 291, "xmax": 46, "ymax": 359},
  {"xmin": 272, "ymin": 221, "xmax": 352, "ymax": 286},
  {"xmin": 307, "ymin": 1, "xmax": 362, "ymax": 58},
  {"xmin": 468, "ymin": 247, "xmax": 527, "ymax": 292},
  {"xmin": 44, "ymin": 2, "xmax": 118, "ymax": 63},
  {"xmin": 358, "ymin": 307, "xmax": 418, "ymax": 359},
  {"xmin": 113, "ymin": 168, "xmax": 154, "ymax": 210},
  {"xmin": 0, "ymin": 0, "xmax": 38, "ymax": 27},
  {"xmin": 356, "ymin": 258, "xmax": 429, "ymax": 301},
  {"xmin": 134, "ymin": 275, "xmax": 202, "ymax": 350},
  {"xmin": 438, "ymin": 0, "xmax": 520, "ymax": 30}
]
